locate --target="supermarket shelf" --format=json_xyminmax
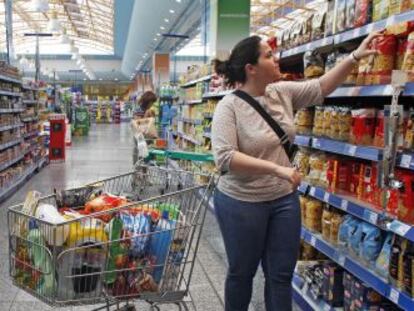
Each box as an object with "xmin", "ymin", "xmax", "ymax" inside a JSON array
[
  {"xmin": 176, "ymin": 131, "xmax": 203, "ymax": 146},
  {"xmin": 181, "ymin": 75, "xmax": 212, "ymax": 88},
  {"xmin": 177, "ymin": 117, "xmax": 203, "ymax": 125},
  {"xmin": 294, "ymin": 135, "xmax": 312, "ymax": 147},
  {"xmin": 295, "ymin": 135, "xmax": 414, "ymax": 170},
  {"xmin": 298, "ymin": 182, "xmax": 414, "ymax": 245},
  {"xmin": 182, "ymin": 99, "xmax": 203, "ymax": 105},
  {"xmin": 311, "ymin": 137, "xmax": 382, "ymax": 162},
  {"xmin": 0, "ymin": 123, "xmax": 22, "ymax": 132},
  {"xmin": 0, "ymin": 159, "xmax": 46, "ymax": 203},
  {"xmin": 0, "ymin": 138, "xmax": 22, "ymax": 151},
  {"xmin": 21, "ymin": 116, "xmax": 39, "ymax": 122},
  {"xmin": 0, "ymin": 108, "xmax": 24, "ymax": 114},
  {"xmin": 0, "ymin": 90, "xmax": 22, "ymax": 97},
  {"xmin": 159, "ymin": 96, "xmax": 178, "ymax": 101},
  {"xmin": 281, "ymin": 36, "xmax": 334, "ymax": 59},
  {"xmin": 301, "ymin": 227, "xmax": 414, "ymax": 311},
  {"xmin": 0, "ymin": 74, "xmax": 22, "ymax": 85},
  {"xmin": 326, "ymin": 84, "xmax": 414, "ymax": 98},
  {"xmin": 24, "ymin": 131, "xmax": 39, "ymax": 139},
  {"xmin": 22, "ymin": 99, "xmax": 38, "ymax": 105},
  {"xmin": 0, "ymin": 153, "xmax": 24, "ymax": 172},
  {"xmin": 334, "ymin": 10, "xmax": 414, "ymax": 44},
  {"xmin": 202, "ymin": 90, "xmax": 233, "ymax": 99},
  {"xmin": 292, "ymin": 274, "xmax": 339, "ymax": 311},
  {"xmin": 298, "ymin": 182, "xmax": 386, "ymax": 228}
]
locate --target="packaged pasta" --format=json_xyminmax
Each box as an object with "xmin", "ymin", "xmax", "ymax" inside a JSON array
[
  {"xmin": 350, "ymin": 109, "xmax": 377, "ymax": 145},
  {"xmin": 404, "ymin": 108, "xmax": 414, "ymax": 151},
  {"xmin": 313, "ymin": 106, "xmax": 325, "ymax": 136},
  {"xmin": 338, "ymin": 107, "xmax": 352, "ymax": 141},
  {"xmin": 322, "ymin": 106, "xmax": 333, "ymax": 137},
  {"xmin": 345, "ymin": 0, "xmax": 356, "ymax": 30},
  {"xmin": 305, "ymin": 199, "xmax": 323, "ymax": 232},
  {"xmin": 372, "ymin": 0, "xmax": 389, "ymax": 22},
  {"xmin": 327, "ymin": 107, "xmax": 340, "ymax": 139},
  {"xmin": 402, "ymin": 32, "xmax": 414, "ymax": 82},
  {"xmin": 330, "ymin": 212, "xmax": 343, "ymax": 245},
  {"xmin": 336, "ymin": 0, "xmax": 347, "ymax": 33},
  {"xmin": 293, "ymin": 148, "xmax": 311, "ymax": 176},
  {"xmin": 372, "ymin": 35, "xmax": 397, "ymax": 85},
  {"xmin": 354, "ymin": 0, "xmax": 372, "ymax": 27},
  {"xmin": 311, "ymin": 3, "xmax": 327, "ymax": 40},
  {"xmin": 373, "ymin": 110, "xmax": 385, "ymax": 148},
  {"xmin": 295, "ymin": 108, "xmax": 314, "ymax": 135},
  {"xmin": 299, "ymin": 195, "xmax": 309, "ymax": 225},
  {"xmin": 306, "ymin": 152, "xmax": 327, "ymax": 185},
  {"xmin": 322, "ymin": 206, "xmax": 333, "ymax": 241},
  {"xmin": 325, "ymin": 0, "xmax": 336, "ymax": 36},
  {"xmin": 304, "ymin": 50, "xmax": 325, "ymax": 78}
]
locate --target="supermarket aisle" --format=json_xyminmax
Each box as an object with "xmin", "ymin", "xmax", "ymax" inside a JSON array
[{"xmin": 0, "ymin": 123, "xmax": 280, "ymax": 311}]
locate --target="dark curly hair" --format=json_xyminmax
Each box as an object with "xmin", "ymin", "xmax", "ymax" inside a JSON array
[
  {"xmin": 139, "ymin": 91, "xmax": 157, "ymax": 112},
  {"xmin": 213, "ymin": 36, "xmax": 262, "ymax": 87}
]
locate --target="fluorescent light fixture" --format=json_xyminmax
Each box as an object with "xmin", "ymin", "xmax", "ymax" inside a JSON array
[
  {"xmin": 160, "ymin": 26, "xmax": 165, "ymax": 30},
  {"xmin": 176, "ymin": 0, "xmax": 181, "ymax": 3},
  {"xmin": 169, "ymin": 9, "xmax": 175, "ymax": 13},
  {"xmin": 153, "ymin": 38, "xmax": 158, "ymax": 41},
  {"xmin": 164, "ymin": 18, "xmax": 169, "ymax": 23},
  {"xmin": 156, "ymin": 33, "xmax": 161, "ymax": 36}
]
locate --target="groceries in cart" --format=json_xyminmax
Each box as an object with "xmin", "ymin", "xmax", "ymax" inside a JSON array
[{"xmin": 10, "ymin": 189, "xmax": 186, "ymax": 302}]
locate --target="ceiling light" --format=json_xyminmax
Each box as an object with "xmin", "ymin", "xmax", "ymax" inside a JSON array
[
  {"xmin": 153, "ymin": 38, "xmax": 158, "ymax": 41},
  {"xmin": 176, "ymin": 0, "xmax": 181, "ymax": 3},
  {"xmin": 83, "ymin": 78, "xmax": 87, "ymax": 81},
  {"xmin": 32, "ymin": 0, "xmax": 49, "ymax": 13},
  {"xmin": 99, "ymin": 78, "xmax": 103, "ymax": 81},
  {"xmin": 164, "ymin": 18, "xmax": 169, "ymax": 23},
  {"xmin": 160, "ymin": 26, "xmax": 165, "ymax": 30},
  {"xmin": 169, "ymin": 9, "xmax": 175, "ymax": 13},
  {"xmin": 47, "ymin": 11, "xmax": 61, "ymax": 32},
  {"xmin": 156, "ymin": 33, "xmax": 161, "ymax": 36},
  {"xmin": 114, "ymin": 78, "xmax": 118, "ymax": 81}
]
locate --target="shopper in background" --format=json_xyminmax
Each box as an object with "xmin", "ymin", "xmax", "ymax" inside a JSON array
[
  {"xmin": 211, "ymin": 32, "xmax": 381, "ymax": 311},
  {"xmin": 132, "ymin": 90, "xmax": 158, "ymax": 165},
  {"xmin": 135, "ymin": 90, "xmax": 157, "ymax": 118}
]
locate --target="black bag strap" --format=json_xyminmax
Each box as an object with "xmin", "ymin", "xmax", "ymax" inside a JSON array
[{"xmin": 233, "ymin": 89, "xmax": 292, "ymax": 159}]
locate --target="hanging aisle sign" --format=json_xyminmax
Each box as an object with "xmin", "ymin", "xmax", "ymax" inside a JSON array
[{"xmin": 209, "ymin": 0, "xmax": 250, "ymax": 59}]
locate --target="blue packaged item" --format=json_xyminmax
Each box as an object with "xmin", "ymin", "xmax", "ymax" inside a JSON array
[
  {"xmin": 359, "ymin": 222, "xmax": 383, "ymax": 265},
  {"xmin": 349, "ymin": 221, "xmax": 363, "ymax": 257},
  {"xmin": 338, "ymin": 215, "xmax": 361, "ymax": 249},
  {"xmin": 375, "ymin": 233, "xmax": 393, "ymax": 279},
  {"xmin": 149, "ymin": 218, "xmax": 175, "ymax": 283},
  {"xmin": 120, "ymin": 213, "xmax": 151, "ymax": 257}
]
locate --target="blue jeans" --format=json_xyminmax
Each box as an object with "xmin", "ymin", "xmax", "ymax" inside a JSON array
[{"xmin": 214, "ymin": 189, "xmax": 301, "ymax": 311}]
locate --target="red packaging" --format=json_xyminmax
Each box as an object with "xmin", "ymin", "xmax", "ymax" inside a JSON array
[
  {"xmin": 396, "ymin": 39, "xmax": 408, "ymax": 70},
  {"xmin": 373, "ymin": 110, "xmax": 384, "ymax": 148},
  {"xmin": 349, "ymin": 162, "xmax": 363, "ymax": 196},
  {"xmin": 372, "ymin": 35, "xmax": 397, "ymax": 85},
  {"xmin": 354, "ymin": 0, "xmax": 371, "ymax": 28},
  {"xmin": 350, "ymin": 109, "xmax": 377, "ymax": 145},
  {"xmin": 327, "ymin": 158, "xmax": 351, "ymax": 193},
  {"xmin": 396, "ymin": 170, "xmax": 414, "ymax": 224}
]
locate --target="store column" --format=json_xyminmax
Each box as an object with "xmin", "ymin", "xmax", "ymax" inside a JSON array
[
  {"xmin": 152, "ymin": 53, "xmax": 170, "ymax": 90},
  {"xmin": 209, "ymin": 0, "xmax": 250, "ymax": 60}
]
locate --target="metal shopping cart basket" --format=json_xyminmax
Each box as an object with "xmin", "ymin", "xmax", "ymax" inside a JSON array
[{"xmin": 7, "ymin": 165, "xmax": 214, "ymax": 311}]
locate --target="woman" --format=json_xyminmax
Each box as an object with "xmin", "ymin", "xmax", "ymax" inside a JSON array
[
  {"xmin": 132, "ymin": 91, "xmax": 158, "ymax": 165},
  {"xmin": 211, "ymin": 32, "xmax": 380, "ymax": 311},
  {"xmin": 136, "ymin": 90, "xmax": 157, "ymax": 118}
]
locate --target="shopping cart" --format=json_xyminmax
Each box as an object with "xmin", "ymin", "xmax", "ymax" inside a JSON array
[{"xmin": 7, "ymin": 165, "xmax": 214, "ymax": 311}]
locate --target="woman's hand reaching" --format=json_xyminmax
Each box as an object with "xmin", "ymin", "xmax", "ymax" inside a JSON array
[{"xmin": 353, "ymin": 30, "xmax": 384, "ymax": 60}]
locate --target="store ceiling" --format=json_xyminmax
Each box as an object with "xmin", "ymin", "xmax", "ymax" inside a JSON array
[
  {"xmin": 121, "ymin": 0, "xmax": 202, "ymax": 79},
  {"xmin": 0, "ymin": 0, "xmax": 115, "ymax": 54}
]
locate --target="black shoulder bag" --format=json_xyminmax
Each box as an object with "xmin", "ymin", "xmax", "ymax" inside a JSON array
[{"xmin": 233, "ymin": 89, "xmax": 298, "ymax": 162}]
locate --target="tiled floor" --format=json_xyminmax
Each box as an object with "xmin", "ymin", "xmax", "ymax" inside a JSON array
[{"xmin": 0, "ymin": 123, "xmax": 298, "ymax": 311}]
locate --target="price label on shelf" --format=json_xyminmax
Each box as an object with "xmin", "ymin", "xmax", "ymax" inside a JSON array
[
  {"xmin": 366, "ymin": 24, "xmax": 374, "ymax": 32},
  {"xmin": 324, "ymin": 192, "xmax": 330, "ymax": 203},
  {"xmin": 310, "ymin": 236, "xmax": 317, "ymax": 247},
  {"xmin": 309, "ymin": 187, "xmax": 316, "ymax": 197},
  {"xmin": 312, "ymin": 138, "xmax": 320, "ymax": 148},
  {"xmin": 389, "ymin": 288, "xmax": 400, "ymax": 304},
  {"xmin": 400, "ymin": 154, "xmax": 412, "ymax": 169},
  {"xmin": 345, "ymin": 144, "xmax": 357, "ymax": 156},
  {"xmin": 391, "ymin": 220, "xmax": 412, "ymax": 237},
  {"xmin": 341, "ymin": 200, "xmax": 349, "ymax": 211},
  {"xmin": 364, "ymin": 210, "xmax": 378, "ymax": 225}
]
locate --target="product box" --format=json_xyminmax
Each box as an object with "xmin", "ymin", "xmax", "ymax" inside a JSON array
[{"xmin": 322, "ymin": 262, "xmax": 345, "ymax": 307}]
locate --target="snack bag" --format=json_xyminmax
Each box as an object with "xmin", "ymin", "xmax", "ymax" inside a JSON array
[
  {"xmin": 338, "ymin": 215, "xmax": 361, "ymax": 249},
  {"xmin": 359, "ymin": 223, "xmax": 383, "ymax": 266},
  {"xmin": 375, "ymin": 233, "xmax": 393, "ymax": 279},
  {"xmin": 354, "ymin": 0, "xmax": 372, "ymax": 27},
  {"xmin": 293, "ymin": 148, "xmax": 310, "ymax": 176},
  {"xmin": 84, "ymin": 194, "xmax": 128, "ymax": 222},
  {"xmin": 304, "ymin": 199, "xmax": 323, "ymax": 232},
  {"xmin": 120, "ymin": 212, "xmax": 151, "ymax": 257},
  {"xmin": 372, "ymin": 0, "xmax": 389, "ymax": 22},
  {"xmin": 345, "ymin": 0, "xmax": 356, "ymax": 29}
]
